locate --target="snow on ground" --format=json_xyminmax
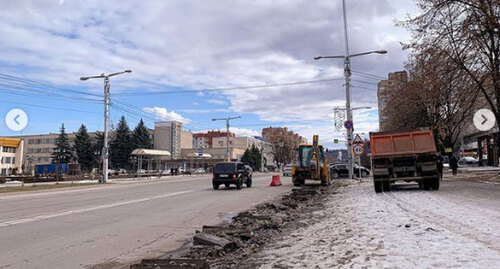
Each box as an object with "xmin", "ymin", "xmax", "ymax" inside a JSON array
[{"xmin": 244, "ymin": 177, "xmax": 500, "ymax": 268}]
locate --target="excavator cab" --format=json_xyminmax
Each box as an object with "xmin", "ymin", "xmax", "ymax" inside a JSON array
[{"xmin": 292, "ymin": 135, "xmax": 330, "ymax": 186}]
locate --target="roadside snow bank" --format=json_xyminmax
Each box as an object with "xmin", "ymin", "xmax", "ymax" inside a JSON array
[{"xmin": 245, "ymin": 181, "xmax": 500, "ymax": 268}]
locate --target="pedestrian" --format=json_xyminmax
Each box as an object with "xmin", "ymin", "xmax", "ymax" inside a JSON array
[
  {"xmin": 449, "ymin": 155, "xmax": 458, "ymax": 176},
  {"xmin": 436, "ymin": 153, "xmax": 444, "ymax": 180}
]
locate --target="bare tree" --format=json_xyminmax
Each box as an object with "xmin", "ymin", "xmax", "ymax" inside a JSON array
[
  {"xmin": 385, "ymin": 48, "xmax": 479, "ymax": 153},
  {"xmin": 400, "ymin": 0, "xmax": 500, "ymax": 149}
]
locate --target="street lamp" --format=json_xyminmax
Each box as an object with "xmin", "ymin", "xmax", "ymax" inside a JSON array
[
  {"xmin": 212, "ymin": 116, "xmax": 241, "ymax": 161},
  {"xmin": 80, "ymin": 70, "xmax": 132, "ymax": 183},
  {"xmin": 314, "ymin": 0, "xmax": 386, "ymax": 180}
]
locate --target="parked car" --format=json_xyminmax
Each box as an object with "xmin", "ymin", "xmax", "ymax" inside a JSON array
[
  {"xmin": 459, "ymin": 156, "xmax": 479, "ymax": 166},
  {"xmin": 283, "ymin": 164, "xmax": 292, "ymax": 177},
  {"xmin": 330, "ymin": 163, "xmax": 370, "ymax": 179},
  {"xmin": 192, "ymin": 168, "xmax": 206, "ymax": 173},
  {"xmin": 212, "ymin": 162, "xmax": 252, "ymax": 190}
]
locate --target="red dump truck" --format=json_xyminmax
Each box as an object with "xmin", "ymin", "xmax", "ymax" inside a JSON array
[{"xmin": 370, "ymin": 130, "xmax": 440, "ymax": 193}]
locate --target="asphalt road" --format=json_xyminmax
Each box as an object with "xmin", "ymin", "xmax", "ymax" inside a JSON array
[{"xmin": 0, "ymin": 173, "xmax": 292, "ymax": 269}]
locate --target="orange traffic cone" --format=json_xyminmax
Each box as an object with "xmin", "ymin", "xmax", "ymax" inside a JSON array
[{"xmin": 270, "ymin": 175, "xmax": 283, "ymax": 186}]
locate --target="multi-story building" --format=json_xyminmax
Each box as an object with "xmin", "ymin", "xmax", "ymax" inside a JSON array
[
  {"xmin": 193, "ymin": 131, "xmax": 235, "ymax": 149},
  {"xmin": 10, "ymin": 133, "xmax": 77, "ymax": 167},
  {"xmin": 212, "ymin": 136, "xmax": 274, "ymax": 163},
  {"xmin": 0, "ymin": 137, "xmax": 24, "ymax": 175},
  {"xmin": 262, "ymin": 127, "xmax": 306, "ymax": 144},
  {"xmin": 153, "ymin": 121, "xmax": 193, "ymax": 159},
  {"xmin": 377, "ymin": 71, "xmax": 408, "ymax": 132}
]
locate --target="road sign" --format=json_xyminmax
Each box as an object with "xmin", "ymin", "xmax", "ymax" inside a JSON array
[
  {"xmin": 344, "ymin": 120, "xmax": 353, "ymax": 130},
  {"xmin": 353, "ymin": 145, "xmax": 364, "ymax": 156},
  {"xmin": 353, "ymin": 134, "xmax": 364, "ymax": 145}
]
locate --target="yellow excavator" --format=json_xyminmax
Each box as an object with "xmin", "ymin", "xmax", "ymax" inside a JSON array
[{"xmin": 291, "ymin": 135, "xmax": 330, "ymax": 186}]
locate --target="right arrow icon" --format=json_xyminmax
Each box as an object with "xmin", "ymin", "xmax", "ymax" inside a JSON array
[{"xmin": 474, "ymin": 109, "xmax": 495, "ymax": 131}]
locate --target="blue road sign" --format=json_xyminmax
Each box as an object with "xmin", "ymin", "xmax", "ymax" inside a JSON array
[{"xmin": 344, "ymin": 120, "xmax": 353, "ymax": 130}]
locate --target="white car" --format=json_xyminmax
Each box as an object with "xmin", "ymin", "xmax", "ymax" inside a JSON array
[{"xmin": 283, "ymin": 164, "xmax": 293, "ymax": 177}]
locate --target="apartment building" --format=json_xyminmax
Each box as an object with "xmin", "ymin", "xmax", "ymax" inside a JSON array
[
  {"xmin": 153, "ymin": 121, "xmax": 193, "ymax": 159},
  {"xmin": 193, "ymin": 131, "xmax": 235, "ymax": 149},
  {"xmin": 377, "ymin": 71, "xmax": 408, "ymax": 132},
  {"xmin": 0, "ymin": 137, "xmax": 24, "ymax": 175}
]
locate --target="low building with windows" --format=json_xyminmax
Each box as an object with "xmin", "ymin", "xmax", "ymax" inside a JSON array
[
  {"xmin": 10, "ymin": 133, "xmax": 77, "ymax": 167},
  {"xmin": 0, "ymin": 137, "xmax": 24, "ymax": 175}
]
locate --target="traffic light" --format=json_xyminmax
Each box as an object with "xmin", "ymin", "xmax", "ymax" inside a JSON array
[{"xmin": 334, "ymin": 139, "xmax": 339, "ymax": 143}]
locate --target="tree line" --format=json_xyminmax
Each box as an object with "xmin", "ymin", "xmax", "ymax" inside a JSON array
[
  {"xmin": 384, "ymin": 0, "xmax": 499, "ymax": 154},
  {"xmin": 51, "ymin": 116, "xmax": 153, "ymax": 172}
]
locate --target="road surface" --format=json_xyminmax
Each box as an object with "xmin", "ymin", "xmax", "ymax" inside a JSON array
[
  {"xmin": 0, "ymin": 173, "xmax": 291, "ymax": 269},
  {"xmin": 244, "ymin": 177, "xmax": 500, "ymax": 268}
]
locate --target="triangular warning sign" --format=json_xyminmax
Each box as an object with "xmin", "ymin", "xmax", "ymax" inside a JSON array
[{"xmin": 353, "ymin": 134, "xmax": 364, "ymax": 145}]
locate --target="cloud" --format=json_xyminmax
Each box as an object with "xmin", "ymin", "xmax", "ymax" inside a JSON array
[
  {"xmin": 0, "ymin": 0, "xmax": 419, "ymax": 140},
  {"xmin": 142, "ymin": 107, "xmax": 190, "ymax": 123},
  {"xmin": 206, "ymin": 99, "xmax": 227, "ymax": 105},
  {"xmin": 230, "ymin": 127, "xmax": 259, "ymax": 137}
]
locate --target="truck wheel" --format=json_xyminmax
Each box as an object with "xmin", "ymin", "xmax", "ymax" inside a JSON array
[
  {"xmin": 432, "ymin": 177, "xmax": 440, "ymax": 190},
  {"xmin": 293, "ymin": 180, "xmax": 301, "ymax": 187},
  {"xmin": 213, "ymin": 183, "xmax": 220, "ymax": 190},
  {"xmin": 374, "ymin": 181, "xmax": 383, "ymax": 193},
  {"xmin": 332, "ymin": 172, "xmax": 339, "ymax": 179},
  {"xmin": 382, "ymin": 181, "xmax": 391, "ymax": 192},
  {"xmin": 246, "ymin": 177, "xmax": 252, "ymax": 188},
  {"xmin": 422, "ymin": 180, "xmax": 431, "ymax": 190},
  {"xmin": 418, "ymin": 181, "xmax": 423, "ymax": 189},
  {"xmin": 361, "ymin": 171, "xmax": 368, "ymax": 177},
  {"xmin": 236, "ymin": 179, "xmax": 242, "ymax": 190}
]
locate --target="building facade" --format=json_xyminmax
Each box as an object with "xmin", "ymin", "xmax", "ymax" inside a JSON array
[
  {"xmin": 193, "ymin": 131, "xmax": 235, "ymax": 149},
  {"xmin": 0, "ymin": 137, "xmax": 24, "ymax": 175},
  {"xmin": 10, "ymin": 133, "xmax": 77, "ymax": 168},
  {"xmin": 377, "ymin": 71, "xmax": 408, "ymax": 132},
  {"xmin": 153, "ymin": 121, "xmax": 193, "ymax": 159}
]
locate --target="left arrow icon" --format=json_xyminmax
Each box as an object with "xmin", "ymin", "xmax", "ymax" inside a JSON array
[{"xmin": 5, "ymin": 109, "xmax": 28, "ymax": 131}]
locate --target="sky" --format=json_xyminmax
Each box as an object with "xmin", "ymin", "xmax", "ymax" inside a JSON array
[{"xmin": 0, "ymin": 0, "xmax": 419, "ymax": 148}]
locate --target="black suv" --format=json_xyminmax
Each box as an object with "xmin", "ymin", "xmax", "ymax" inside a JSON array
[{"xmin": 212, "ymin": 162, "xmax": 252, "ymax": 190}]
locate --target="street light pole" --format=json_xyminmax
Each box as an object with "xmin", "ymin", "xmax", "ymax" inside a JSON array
[
  {"xmin": 212, "ymin": 116, "xmax": 241, "ymax": 161},
  {"xmin": 314, "ymin": 0, "xmax": 386, "ymax": 179},
  {"xmin": 80, "ymin": 70, "xmax": 132, "ymax": 183}
]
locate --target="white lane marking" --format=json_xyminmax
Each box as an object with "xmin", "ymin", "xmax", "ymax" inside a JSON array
[{"xmin": 0, "ymin": 189, "xmax": 197, "ymax": 228}]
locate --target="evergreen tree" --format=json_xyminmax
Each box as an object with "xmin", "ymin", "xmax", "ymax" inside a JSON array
[
  {"xmin": 110, "ymin": 116, "xmax": 133, "ymax": 169},
  {"xmin": 241, "ymin": 145, "xmax": 262, "ymax": 171},
  {"xmin": 250, "ymin": 144, "xmax": 262, "ymax": 170},
  {"xmin": 51, "ymin": 123, "xmax": 73, "ymax": 164},
  {"xmin": 73, "ymin": 124, "xmax": 96, "ymax": 172},
  {"xmin": 131, "ymin": 119, "xmax": 152, "ymax": 149}
]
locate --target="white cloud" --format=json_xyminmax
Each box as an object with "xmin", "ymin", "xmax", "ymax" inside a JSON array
[
  {"xmin": 0, "ymin": 0, "xmax": 419, "ymax": 140},
  {"xmin": 143, "ymin": 107, "xmax": 190, "ymax": 123},
  {"xmin": 206, "ymin": 99, "xmax": 227, "ymax": 105},
  {"xmin": 230, "ymin": 127, "xmax": 259, "ymax": 137}
]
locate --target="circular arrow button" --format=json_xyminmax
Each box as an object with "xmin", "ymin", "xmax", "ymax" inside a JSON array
[
  {"xmin": 5, "ymin": 108, "xmax": 28, "ymax": 132},
  {"xmin": 473, "ymin": 109, "xmax": 495, "ymax": 131}
]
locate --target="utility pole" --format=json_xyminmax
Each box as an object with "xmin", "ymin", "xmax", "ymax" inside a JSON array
[
  {"xmin": 314, "ymin": 0, "xmax": 386, "ymax": 179},
  {"xmin": 212, "ymin": 116, "xmax": 241, "ymax": 161},
  {"xmin": 80, "ymin": 70, "xmax": 132, "ymax": 183}
]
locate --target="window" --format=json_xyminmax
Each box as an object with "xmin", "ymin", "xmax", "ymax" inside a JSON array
[
  {"xmin": 12, "ymin": 157, "xmax": 15, "ymax": 164},
  {"xmin": 28, "ymin": 148, "xmax": 34, "ymax": 153},
  {"xmin": 4, "ymin": 157, "xmax": 11, "ymax": 164},
  {"xmin": 28, "ymin": 139, "xmax": 35, "ymax": 145}
]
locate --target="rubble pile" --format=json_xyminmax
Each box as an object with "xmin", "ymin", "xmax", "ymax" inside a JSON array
[{"xmin": 183, "ymin": 184, "xmax": 340, "ymax": 268}]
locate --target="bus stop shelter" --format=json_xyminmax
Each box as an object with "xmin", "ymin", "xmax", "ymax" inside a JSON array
[{"xmin": 131, "ymin": 149, "xmax": 171, "ymax": 177}]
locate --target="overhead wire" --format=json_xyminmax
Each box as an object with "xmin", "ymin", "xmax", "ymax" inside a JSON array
[{"xmin": 113, "ymin": 77, "xmax": 345, "ymax": 96}]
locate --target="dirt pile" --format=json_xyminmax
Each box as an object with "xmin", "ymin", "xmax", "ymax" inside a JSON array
[{"xmin": 183, "ymin": 184, "xmax": 340, "ymax": 268}]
